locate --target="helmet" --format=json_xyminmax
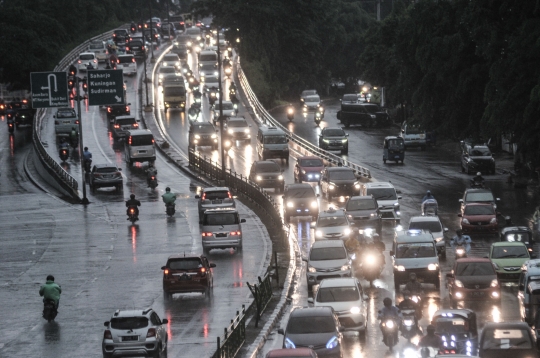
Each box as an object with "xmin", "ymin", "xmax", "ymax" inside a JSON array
[
  {"xmin": 165, "ymin": 187, "xmax": 171, "ymax": 192},
  {"xmin": 477, "ymin": 172, "xmax": 481, "ymax": 176},
  {"xmin": 46, "ymin": 275, "xmax": 55, "ymax": 281},
  {"xmin": 372, "ymin": 233, "xmax": 381, "ymax": 241},
  {"xmin": 426, "ymin": 190, "xmax": 431, "ymax": 194},
  {"xmin": 402, "ymin": 289, "xmax": 411, "ymax": 298},
  {"xmin": 130, "ymin": 194, "xmax": 135, "ymax": 199},
  {"xmin": 456, "ymin": 229, "xmax": 462, "ymax": 235},
  {"xmin": 409, "ymin": 273, "xmax": 417, "ymax": 281},
  {"xmin": 383, "ymin": 297, "xmax": 392, "ymax": 307},
  {"xmin": 427, "ymin": 324, "xmax": 436, "ymax": 334},
  {"xmin": 84, "ymin": 147, "xmax": 88, "ymax": 151}
]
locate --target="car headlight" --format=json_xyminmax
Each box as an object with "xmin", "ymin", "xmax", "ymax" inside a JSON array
[
  {"xmin": 308, "ymin": 265, "xmax": 317, "ymax": 273},
  {"xmin": 490, "ymin": 218, "xmax": 497, "ymax": 224},
  {"xmin": 342, "ymin": 139, "xmax": 348, "ymax": 142},
  {"xmin": 211, "ymin": 134, "xmax": 217, "ymax": 139},
  {"xmin": 175, "ymin": 61, "xmax": 179, "ymax": 66},
  {"xmin": 491, "ymin": 279, "xmax": 499, "ymax": 287},
  {"xmin": 428, "ymin": 263, "xmax": 438, "ymax": 271},
  {"xmin": 228, "ymin": 129, "xmax": 233, "ymax": 134},
  {"xmin": 187, "ymin": 41, "xmax": 192, "ymax": 47},
  {"xmin": 370, "ymin": 114, "xmax": 376, "ymax": 118},
  {"xmin": 244, "ymin": 128, "xmax": 249, "ymax": 133},
  {"xmin": 350, "ymin": 306, "xmax": 361, "ymax": 314},
  {"xmin": 394, "ymin": 202, "xmax": 399, "ymax": 206},
  {"xmin": 286, "ymin": 202, "xmax": 293, "ymax": 208},
  {"xmin": 328, "ymin": 184, "xmax": 335, "ymax": 190},
  {"xmin": 326, "ymin": 336, "xmax": 339, "ymax": 350},
  {"xmin": 492, "ymin": 262, "xmax": 500, "ymax": 270},
  {"xmin": 365, "ymin": 254, "xmax": 376, "ymax": 265},
  {"xmin": 214, "ymin": 71, "xmax": 218, "ymax": 76},
  {"xmin": 354, "ymin": 183, "xmax": 360, "ymax": 189},
  {"xmin": 344, "ymin": 228, "xmax": 351, "ymax": 236},
  {"xmin": 434, "ymin": 237, "xmax": 443, "ymax": 242},
  {"xmin": 311, "ymin": 201, "xmax": 318, "ymax": 209},
  {"xmin": 455, "ymin": 279, "xmax": 464, "ymax": 288},
  {"xmin": 194, "ymin": 134, "xmax": 200, "ymax": 139},
  {"xmin": 301, "ymin": 169, "xmax": 306, "ymax": 174},
  {"xmin": 284, "ymin": 337, "xmax": 296, "ymax": 349},
  {"xmin": 196, "ymin": 36, "xmax": 201, "ymax": 41},
  {"xmin": 323, "ymin": 139, "xmax": 330, "ymax": 143},
  {"xmin": 340, "ymin": 265, "xmax": 350, "ymax": 271},
  {"xmin": 462, "ymin": 218, "xmax": 470, "ymax": 224},
  {"xmin": 278, "ymin": 175, "xmax": 283, "ymax": 180},
  {"xmin": 256, "ymin": 175, "xmax": 262, "ymax": 181},
  {"xmin": 395, "ymin": 265, "xmax": 405, "ymax": 271},
  {"xmin": 316, "ymin": 230, "xmax": 323, "ymax": 238},
  {"xmin": 159, "ymin": 74, "xmax": 164, "ymax": 78}
]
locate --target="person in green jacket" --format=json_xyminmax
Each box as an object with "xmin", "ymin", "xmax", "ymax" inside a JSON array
[
  {"xmin": 162, "ymin": 187, "xmax": 176, "ymax": 206},
  {"xmin": 39, "ymin": 275, "xmax": 62, "ymax": 309}
]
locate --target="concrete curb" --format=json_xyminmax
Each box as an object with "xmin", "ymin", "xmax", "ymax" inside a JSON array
[{"xmin": 23, "ymin": 149, "xmax": 49, "ymax": 194}]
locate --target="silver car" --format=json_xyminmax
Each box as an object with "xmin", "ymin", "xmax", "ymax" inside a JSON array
[
  {"xmin": 201, "ymin": 208, "xmax": 245, "ymax": 253},
  {"xmin": 225, "ymin": 117, "xmax": 251, "ymax": 144},
  {"xmin": 195, "ymin": 187, "xmax": 236, "ymax": 218},
  {"xmin": 102, "ymin": 308, "xmax": 168, "ymax": 358},
  {"xmin": 212, "ymin": 101, "xmax": 237, "ymax": 123},
  {"xmin": 304, "ymin": 240, "xmax": 353, "ymax": 291},
  {"xmin": 314, "ymin": 208, "xmax": 354, "ymax": 241},
  {"xmin": 407, "ymin": 215, "xmax": 449, "ymax": 258}
]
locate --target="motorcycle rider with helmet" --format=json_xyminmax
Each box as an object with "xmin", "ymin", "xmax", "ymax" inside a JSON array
[
  {"xmin": 378, "ymin": 297, "xmax": 402, "ymax": 344},
  {"xmin": 398, "ymin": 290, "xmax": 422, "ymax": 320},
  {"xmin": 145, "ymin": 164, "xmax": 158, "ymax": 187},
  {"xmin": 450, "ymin": 229, "xmax": 472, "ymax": 254},
  {"xmin": 422, "ymin": 190, "xmax": 435, "ymax": 203},
  {"xmin": 162, "ymin": 187, "xmax": 176, "ymax": 206},
  {"xmin": 125, "ymin": 194, "xmax": 141, "ymax": 219},
  {"xmin": 39, "ymin": 275, "xmax": 62, "ymax": 309},
  {"xmin": 472, "ymin": 172, "xmax": 485, "ymax": 186},
  {"xmin": 82, "ymin": 147, "xmax": 92, "ymax": 169},
  {"xmin": 418, "ymin": 324, "xmax": 443, "ymax": 349},
  {"xmin": 405, "ymin": 273, "xmax": 423, "ymax": 293}
]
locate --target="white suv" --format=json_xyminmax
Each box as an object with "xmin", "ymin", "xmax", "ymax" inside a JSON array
[
  {"xmin": 361, "ymin": 182, "xmax": 402, "ymax": 222},
  {"xmin": 407, "ymin": 215, "xmax": 449, "ymax": 258},
  {"xmin": 102, "ymin": 308, "xmax": 168, "ymax": 358}
]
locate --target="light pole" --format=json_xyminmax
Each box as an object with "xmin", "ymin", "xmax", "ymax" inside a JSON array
[
  {"xmin": 215, "ymin": 29, "xmax": 226, "ymax": 178},
  {"xmin": 75, "ymin": 76, "xmax": 89, "ymax": 204},
  {"xmin": 148, "ymin": 0, "xmax": 155, "ymax": 62}
]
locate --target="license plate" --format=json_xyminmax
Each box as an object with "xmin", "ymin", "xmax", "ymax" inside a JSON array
[
  {"xmin": 62, "ymin": 121, "xmax": 71, "ymax": 124},
  {"xmin": 212, "ymin": 200, "xmax": 222, "ymax": 204},
  {"xmin": 138, "ymin": 150, "xmax": 147, "ymax": 154},
  {"xmin": 123, "ymin": 64, "xmax": 129, "ymax": 67},
  {"xmin": 395, "ymin": 155, "xmax": 400, "ymax": 159},
  {"xmin": 472, "ymin": 291, "xmax": 484, "ymax": 296},
  {"xmin": 179, "ymin": 274, "xmax": 191, "ymax": 281},
  {"xmin": 122, "ymin": 126, "xmax": 131, "ymax": 130},
  {"xmin": 122, "ymin": 336, "xmax": 138, "ymax": 341}
]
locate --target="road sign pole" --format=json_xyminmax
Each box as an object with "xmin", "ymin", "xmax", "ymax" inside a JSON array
[
  {"xmin": 76, "ymin": 76, "xmax": 89, "ymax": 205},
  {"xmin": 217, "ymin": 30, "xmax": 226, "ymax": 178}
]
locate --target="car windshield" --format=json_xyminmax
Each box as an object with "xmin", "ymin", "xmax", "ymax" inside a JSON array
[
  {"xmin": 396, "ymin": 243, "xmax": 436, "ymax": 258},
  {"xmin": 164, "ymin": 87, "xmax": 186, "ymax": 96},
  {"xmin": 164, "ymin": 55, "xmax": 179, "ymax": 62},
  {"xmin": 363, "ymin": 104, "xmax": 380, "ymax": 113},
  {"xmin": 286, "ymin": 188, "xmax": 315, "ymax": 199},
  {"xmin": 343, "ymin": 95, "xmax": 357, "ymax": 102},
  {"xmin": 56, "ymin": 109, "xmax": 76, "ymax": 118},
  {"xmin": 464, "ymin": 205, "xmax": 494, "ymax": 216},
  {"xmin": 203, "ymin": 191, "xmax": 230, "ymax": 200},
  {"xmin": 409, "ymin": 221, "xmax": 442, "ymax": 233},
  {"xmin": 263, "ymin": 135, "xmax": 287, "ymax": 144},
  {"xmin": 328, "ymin": 170, "xmax": 356, "ymax": 180},
  {"xmin": 367, "ymin": 188, "xmax": 397, "ymax": 200},
  {"xmin": 346, "ymin": 199, "xmax": 377, "ymax": 211},
  {"xmin": 89, "ymin": 43, "xmax": 103, "ymax": 50},
  {"xmin": 324, "ymin": 129, "xmax": 345, "ymax": 137},
  {"xmin": 130, "ymin": 40, "xmax": 144, "ymax": 46},
  {"xmin": 168, "ymin": 258, "xmax": 202, "ymax": 270},
  {"xmin": 318, "ymin": 216, "xmax": 348, "ymax": 227},
  {"xmin": 130, "ymin": 135, "xmax": 153, "ymax": 146},
  {"xmin": 299, "ymin": 158, "xmax": 323, "ymax": 167},
  {"xmin": 305, "ymin": 95, "xmax": 320, "ymax": 102},
  {"xmin": 201, "ymin": 64, "xmax": 216, "ymax": 71},
  {"xmin": 160, "ymin": 67, "xmax": 176, "ymax": 74},
  {"xmin": 193, "ymin": 124, "xmax": 214, "ymax": 133},
  {"xmin": 200, "ymin": 54, "xmax": 217, "ymax": 62},
  {"xmin": 205, "ymin": 76, "xmax": 218, "ymax": 82},
  {"xmin": 455, "ymin": 262, "xmax": 495, "ymax": 276},
  {"xmin": 96, "ymin": 167, "xmax": 119, "ymax": 173},
  {"xmin": 310, "ymin": 247, "xmax": 347, "ymax": 260},
  {"xmin": 287, "ymin": 316, "xmax": 336, "ymax": 334},
  {"xmin": 302, "ymin": 90, "xmax": 317, "ymax": 97},
  {"xmin": 387, "ymin": 139, "xmax": 404, "ymax": 148},
  {"xmin": 491, "ymin": 245, "xmax": 529, "ymax": 259},
  {"xmin": 465, "ymin": 192, "xmax": 495, "ymax": 202},
  {"xmin": 317, "ymin": 286, "xmax": 360, "ymax": 303},
  {"xmin": 256, "ymin": 162, "xmax": 279, "ymax": 173},
  {"xmin": 504, "ymin": 232, "xmax": 531, "ymax": 242},
  {"xmin": 111, "ymin": 317, "xmax": 148, "ymax": 330},
  {"xmin": 405, "ymin": 126, "xmax": 424, "ymax": 134},
  {"xmin": 186, "ymin": 28, "xmax": 200, "ymax": 35},
  {"xmin": 481, "ymin": 328, "xmax": 532, "ymax": 349},
  {"xmin": 118, "ymin": 56, "xmax": 134, "ymax": 64},
  {"xmin": 434, "ymin": 317, "xmax": 468, "ymax": 335},
  {"xmin": 215, "ymin": 103, "xmax": 234, "ymax": 110},
  {"xmin": 470, "ymin": 148, "xmax": 492, "ymax": 156},
  {"xmin": 79, "ymin": 54, "xmax": 95, "ymax": 60},
  {"xmin": 227, "ymin": 119, "xmax": 248, "ymax": 127},
  {"xmin": 203, "ymin": 213, "xmax": 238, "ymax": 225}
]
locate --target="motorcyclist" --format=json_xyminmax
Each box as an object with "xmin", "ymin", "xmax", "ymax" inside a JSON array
[
  {"xmin": 404, "ymin": 273, "xmax": 423, "ymax": 293},
  {"xmin": 145, "ymin": 164, "xmax": 158, "ymax": 187},
  {"xmin": 378, "ymin": 297, "xmax": 402, "ymax": 344},
  {"xmin": 398, "ymin": 290, "xmax": 422, "ymax": 320},
  {"xmin": 70, "ymin": 127, "xmax": 79, "ymax": 145},
  {"xmin": 345, "ymin": 235, "xmax": 360, "ymax": 253},
  {"xmin": 450, "ymin": 229, "xmax": 472, "ymax": 254},
  {"xmin": 125, "ymin": 194, "xmax": 141, "ymax": 218},
  {"xmin": 162, "ymin": 187, "xmax": 176, "ymax": 207},
  {"xmin": 229, "ymin": 82, "xmax": 237, "ymax": 92},
  {"xmin": 472, "ymin": 172, "xmax": 485, "ymax": 185},
  {"xmin": 422, "ymin": 190, "xmax": 435, "ymax": 203},
  {"xmin": 82, "ymin": 147, "xmax": 92, "ymax": 161},
  {"xmin": 68, "ymin": 64, "xmax": 77, "ymax": 76},
  {"xmin": 39, "ymin": 275, "xmax": 62, "ymax": 309},
  {"xmin": 59, "ymin": 137, "xmax": 70, "ymax": 150},
  {"xmin": 418, "ymin": 325, "xmax": 443, "ymax": 349}
]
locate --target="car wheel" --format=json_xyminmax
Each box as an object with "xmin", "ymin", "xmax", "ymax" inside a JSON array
[
  {"xmin": 152, "ymin": 344, "xmax": 162, "ymax": 358},
  {"xmin": 383, "ymin": 159, "xmax": 387, "ymax": 164}
]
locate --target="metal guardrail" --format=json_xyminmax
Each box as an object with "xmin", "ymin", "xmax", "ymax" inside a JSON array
[
  {"xmin": 32, "ymin": 25, "xmax": 128, "ymax": 199},
  {"xmin": 236, "ymin": 59, "xmax": 371, "ymax": 179},
  {"xmin": 211, "ymin": 305, "xmax": 246, "ymax": 358},
  {"xmin": 247, "ymin": 272, "xmax": 273, "ymax": 328}
]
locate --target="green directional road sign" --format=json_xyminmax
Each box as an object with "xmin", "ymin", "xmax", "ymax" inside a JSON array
[
  {"xmin": 30, "ymin": 72, "xmax": 69, "ymax": 108},
  {"xmin": 87, "ymin": 69, "xmax": 125, "ymax": 106}
]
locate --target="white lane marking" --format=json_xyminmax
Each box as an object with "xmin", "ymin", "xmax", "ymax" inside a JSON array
[{"xmin": 90, "ymin": 110, "xmax": 112, "ymax": 164}]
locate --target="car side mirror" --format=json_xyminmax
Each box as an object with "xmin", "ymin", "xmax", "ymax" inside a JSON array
[
  {"xmin": 104, "ymin": 321, "xmax": 109, "ymax": 327},
  {"xmin": 240, "ymin": 219, "xmax": 246, "ymax": 223},
  {"xmin": 161, "ymin": 266, "xmax": 167, "ymax": 270},
  {"xmin": 396, "ymin": 190, "xmax": 402, "ymax": 194},
  {"xmin": 389, "ymin": 250, "xmax": 394, "ymax": 256},
  {"xmin": 444, "ymin": 228, "xmax": 449, "ymax": 232},
  {"xmin": 398, "ymin": 196, "xmax": 402, "ymax": 200},
  {"xmin": 459, "ymin": 199, "xmax": 463, "ymax": 203},
  {"xmin": 401, "ymin": 129, "xmax": 405, "ymax": 133},
  {"xmin": 118, "ymin": 168, "xmax": 122, "ymax": 171},
  {"xmin": 277, "ymin": 328, "xmax": 285, "ymax": 335},
  {"xmin": 161, "ymin": 319, "xmax": 168, "ymax": 324},
  {"xmin": 307, "ymin": 298, "xmax": 314, "ymax": 304},
  {"xmin": 195, "ymin": 195, "xmax": 200, "ymax": 199},
  {"xmin": 210, "ymin": 263, "xmax": 216, "ymax": 268},
  {"xmin": 346, "ymin": 133, "xmax": 349, "ymax": 137},
  {"xmin": 458, "ymin": 213, "xmax": 462, "ymax": 217}
]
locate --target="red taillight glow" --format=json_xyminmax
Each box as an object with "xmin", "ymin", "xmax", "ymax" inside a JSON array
[
  {"xmin": 126, "ymin": 47, "xmax": 130, "ymax": 51},
  {"xmin": 133, "ymin": 123, "xmax": 139, "ymax": 127},
  {"xmin": 141, "ymin": 46, "xmax": 145, "ymax": 50},
  {"xmin": 129, "ymin": 208, "xmax": 135, "ymax": 214},
  {"xmin": 152, "ymin": 139, "xmax": 155, "ymax": 144},
  {"xmin": 114, "ymin": 124, "xmax": 120, "ymax": 128},
  {"xmin": 180, "ymin": 21, "xmax": 184, "ymax": 25},
  {"xmin": 230, "ymin": 231, "xmax": 241, "ymax": 236},
  {"xmin": 201, "ymin": 193, "xmax": 206, "ymax": 200},
  {"xmin": 128, "ymin": 137, "xmax": 132, "ymax": 145},
  {"xmin": 201, "ymin": 232, "xmax": 213, "ymax": 237},
  {"xmin": 200, "ymin": 267, "xmax": 206, "ymax": 273},
  {"xmin": 146, "ymin": 328, "xmax": 156, "ymax": 338},
  {"xmin": 132, "ymin": 58, "xmax": 135, "ymax": 63},
  {"xmin": 117, "ymin": 59, "xmax": 120, "ymax": 63},
  {"xmin": 228, "ymin": 192, "xmax": 232, "ymax": 199},
  {"xmin": 126, "ymin": 106, "xmax": 130, "ymax": 112},
  {"xmin": 75, "ymin": 120, "xmax": 80, "ymax": 124},
  {"xmin": 78, "ymin": 60, "xmax": 81, "ymax": 64},
  {"xmin": 151, "ymin": 176, "xmax": 155, "ymax": 180},
  {"xmin": 164, "ymin": 269, "xmax": 169, "ymax": 275},
  {"xmin": 104, "ymin": 330, "xmax": 112, "ymax": 339},
  {"xmin": 107, "ymin": 107, "xmax": 111, "ymax": 113}
]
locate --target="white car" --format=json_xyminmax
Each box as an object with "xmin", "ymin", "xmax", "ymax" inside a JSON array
[
  {"xmin": 300, "ymin": 89, "xmax": 317, "ymax": 102},
  {"xmin": 162, "ymin": 54, "xmax": 180, "ymax": 70},
  {"xmin": 203, "ymin": 75, "xmax": 219, "ymax": 92},
  {"xmin": 88, "ymin": 40, "xmax": 108, "ymax": 62},
  {"xmin": 303, "ymin": 95, "xmax": 321, "ymax": 111},
  {"xmin": 117, "ymin": 54, "xmax": 137, "ymax": 76},
  {"xmin": 77, "ymin": 52, "xmax": 98, "ymax": 71},
  {"xmin": 314, "ymin": 208, "xmax": 354, "ymax": 241},
  {"xmin": 308, "ymin": 277, "xmax": 367, "ymax": 338},
  {"xmin": 406, "ymin": 215, "xmax": 449, "ymax": 258},
  {"xmin": 305, "ymin": 240, "xmax": 353, "ymax": 291},
  {"xmin": 212, "ymin": 101, "xmax": 236, "ymax": 123}
]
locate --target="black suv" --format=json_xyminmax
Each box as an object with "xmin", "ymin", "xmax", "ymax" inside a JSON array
[
  {"xmin": 282, "ymin": 183, "xmax": 319, "ymax": 222},
  {"xmin": 106, "ymin": 104, "xmax": 130, "ymax": 121},
  {"xmin": 14, "ymin": 108, "xmax": 35, "ymax": 128},
  {"xmin": 460, "ymin": 141, "xmax": 496, "ymax": 174},
  {"xmin": 188, "ymin": 122, "xmax": 218, "ymax": 150},
  {"xmin": 112, "ymin": 29, "xmax": 129, "ymax": 44},
  {"xmin": 249, "ymin": 160, "xmax": 285, "ymax": 192},
  {"xmin": 338, "ymin": 102, "xmax": 390, "ymax": 128},
  {"xmin": 319, "ymin": 166, "xmax": 360, "ymax": 201},
  {"xmin": 344, "ymin": 195, "xmax": 382, "ymax": 236},
  {"xmin": 126, "ymin": 39, "xmax": 147, "ymax": 57},
  {"xmin": 319, "ymin": 127, "xmax": 349, "ymax": 154}
]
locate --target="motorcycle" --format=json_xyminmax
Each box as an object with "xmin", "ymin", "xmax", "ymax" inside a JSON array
[
  {"xmin": 286, "ymin": 105, "xmax": 294, "ymax": 121},
  {"xmin": 70, "ymin": 135, "xmax": 79, "ymax": 149},
  {"xmin": 148, "ymin": 175, "xmax": 158, "ymax": 189},
  {"xmin": 361, "ymin": 250, "xmax": 384, "ymax": 287},
  {"xmin": 380, "ymin": 316, "xmax": 399, "ymax": 351},
  {"xmin": 470, "ymin": 179, "xmax": 485, "ymax": 188},
  {"xmin": 43, "ymin": 299, "xmax": 58, "ymax": 322},
  {"xmin": 224, "ymin": 66, "xmax": 232, "ymax": 78},
  {"xmin": 227, "ymin": 47, "xmax": 233, "ymax": 58},
  {"xmin": 7, "ymin": 120, "xmax": 14, "ymax": 133},
  {"xmin": 400, "ymin": 295, "xmax": 421, "ymax": 341},
  {"xmin": 208, "ymin": 90, "xmax": 217, "ymax": 106},
  {"xmin": 84, "ymin": 159, "xmax": 92, "ymax": 173},
  {"xmin": 127, "ymin": 205, "xmax": 139, "ymax": 223},
  {"xmin": 193, "ymin": 90, "xmax": 202, "ymax": 104},
  {"xmin": 59, "ymin": 147, "xmax": 69, "ymax": 162},
  {"xmin": 166, "ymin": 203, "xmax": 175, "ymax": 217},
  {"xmin": 455, "ymin": 245, "xmax": 467, "ymax": 258},
  {"xmin": 314, "ymin": 111, "xmax": 323, "ymax": 126}
]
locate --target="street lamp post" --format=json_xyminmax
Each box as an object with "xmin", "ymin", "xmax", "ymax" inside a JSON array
[
  {"xmin": 148, "ymin": 0, "xmax": 155, "ymax": 62},
  {"xmin": 75, "ymin": 76, "xmax": 89, "ymax": 204},
  {"xmin": 215, "ymin": 29, "xmax": 226, "ymax": 178}
]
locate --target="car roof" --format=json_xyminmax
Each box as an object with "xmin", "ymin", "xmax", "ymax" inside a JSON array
[
  {"xmin": 501, "ymin": 226, "xmax": 531, "ymax": 233},
  {"xmin": 318, "ymin": 208, "xmax": 346, "ymax": 217},
  {"xmin": 364, "ymin": 182, "xmax": 394, "ymax": 188},
  {"xmin": 523, "ymin": 259, "xmax": 540, "ymax": 272},
  {"xmin": 395, "ymin": 230, "xmax": 434, "ymax": 243},
  {"xmin": 319, "ymin": 277, "xmax": 358, "ymax": 288},
  {"xmin": 204, "ymin": 208, "xmax": 238, "ymax": 214},
  {"xmin": 291, "ymin": 306, "xmax": 334, "ymax": 317},
  {"xmin": 463, "ymin": 202, "xmax": 494, "ymax": 207},
  {"xmin": 385, "ymin": 136, "xmax": 402, "ymax": 140},
  {"xmin": 464, "ymin": 188, "xmax": 493, "ymax": 194},
  {"xmin": 167, "ymin": 254, "xmax": 204, "ymax": 260},
  {"xmin": 323, "ymin": 127, "xmax": 344, "ymax": 131},
  {"xmin": 191, "ymin": 122, "xmax": 214, "ymax": 128},
  {"xmin": 94, "ymin": 163, "xmax": 119, "ymax": 169},
  {"xmin": 311, "ymin": 240, "xmax": 346, "ymax": 248},
  {"xmin": 216, "ymin": 100, "xmax": 233, "ymax": 105},
  {"xmin": 482, "ymin": 321, "xmax": 531, "ymax": 330},
  {"xmin": 259, "ymin": 126, "xmax": 286, "ymax": 135},
  {"xmin": 348, "ymin": 195, "xmax": 375, "ymax": 201},
  {"xmin": 163, "ymin": 54, "xmax": 179, "ymax": 58},
  {"xmin": 202, "ymin": 187, "xmax": 231, "ymax": 192},
  {"xmin": 227, "ymin": 116, "xmax": 246, "ymax": 122},
  {"xmin": 128, "ymin": 129, "xmax": 153, "ymax": 136},
  {"xmin": 298, "ymin": 155, "xmax": 322, "ymax": 161},
  {"xmin": 266, "ymin": 348, "xmax": 316, "ymax": 357},
  {"xmin": 112, "ymin": 309, "xmax": 152, "ymax": 318},
  {"xmin": 432, "ymin": 308, "xmax": 475, "ymax": 319},
  {"xmin": 409, "ymin": 215, "xmax": 441, "ymax": 222},
  {"xmin": 255, "ymin": 160, "xmax": 280, "ymax": 167},
  {"xmin": 114, "ymin": 115, "xmax": 136, "ymax": 121},
  {"xmin": 286, "ymin": 183, "xmax": 314, "ymax": 190},
  {"xmin": 327, "ymin": 167, "xmax": 353, "ymax": 172},
  {"xmin": 492, "ymin": 242, "xmax": 527, "ymax": 247},
  {"xmin": 455, "ymin": 257, "xmax": 491, "ymax": 263}
]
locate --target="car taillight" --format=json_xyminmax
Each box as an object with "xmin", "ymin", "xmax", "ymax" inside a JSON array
[
  {"xmin": 141, "ymin": 46, "xmax": 145, "ymax": 50},
  {"xmin": 152, "ymin": 139, "xmax": 155, "ymax": 144},
  {"xmin": 228, "ymin": 192, "xmax": 232, "ymax": 199},
  {"xmin": 230, "ymin": 231, "xmax": 241, "ymax": 236},
  {"xmin": 180, "ymin": 21, "xmax": 184, "ymax": 25},
  {"xmin": 200, "ymin": 267, "xmax": 206, "ymax": 274},
  {"xmin": 146, "ymin": 328, "xmax": 156, "ymax": 338},
  {"xmin": 133, "ymin": 123, "xmax": 139, "ymax": 127},
  {"xmin": 113, "ymin": 34, "xmax": 116, "ymax": 37},
  {"xmin": 117, "ymin": 59, "xmax": 120, "ymax": 63},
  {"xmin": 126, "ymin": 47, "xmax": 130, "ymax": 51},
  {"xmin": 126, "ymin": 106, "xmax": 130, "ymax": 112},
  {"xmin": 202, "ymin": 232, "xmax": 213, "ymax": 237},
  {"xmin": 151, "ymin": 176, "xmax": 155, "ymax": 180},
  {"xmin": 104, "ymin": 330, "xmax": 112, "ymax": 339},
  {"xmin": 94, "ymin": 59, "xmax": 97, "ymax": 63},
  {"xmin": 114, "ymin": 124, "xmax": 120, "ymax": 128},
  {"xmin": 132, "ymin": 58, "xmax": 135, "ymax": 63},
  {"xmin": 107, "ymin": 107, "xmax": 111, "ymax": 113},
  {"xmin": 128, "ymin": 137, "xmax": 132, "ymax": 145},
  {"xmin": 78, "ymin": 60, "xmax": 81, "ymax": 64},
  {"xmin": 201, "ymin": 193, "xmax": 206, "ymax": 200},
  {"xmin": 164, "ymin": 269, "xmax": 169, "ymax": 275},
  {"xmin": 75, "ymin": 120, "xmax": 80, "ymax": 124}
]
